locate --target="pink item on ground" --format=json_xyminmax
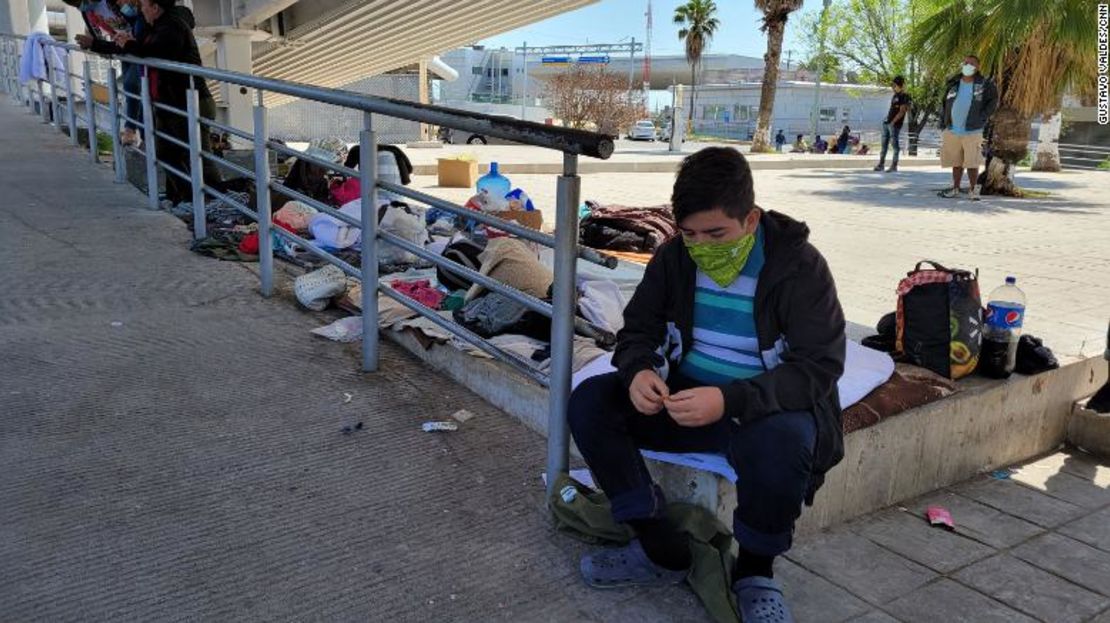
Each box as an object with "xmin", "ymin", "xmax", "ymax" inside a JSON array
[
  {"xmin": 391, "ymin": 279, "xmax": 445, "ymax": 310},
  {"xmin": 925, "ymin": 506, "xmax": 955, "ymax": 530}
]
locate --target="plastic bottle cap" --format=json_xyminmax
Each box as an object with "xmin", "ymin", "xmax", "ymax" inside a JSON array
[{"xmin": 1005, "ymin": 276, "xmax": 1016, "ymax": 285}]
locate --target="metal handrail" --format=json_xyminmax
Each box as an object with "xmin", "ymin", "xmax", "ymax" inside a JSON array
[
  {"xmin": 11, "ymin": 35, "xmax": 614, "ymax": 160},
  {"xmin": 1, "ymin": 32, "xmax": 600, "ymax": 497}
]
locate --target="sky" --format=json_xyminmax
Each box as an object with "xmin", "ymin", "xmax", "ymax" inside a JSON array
[{"xmin": 479, "ymin": 0, "xmax": 819, "ymax": 63}]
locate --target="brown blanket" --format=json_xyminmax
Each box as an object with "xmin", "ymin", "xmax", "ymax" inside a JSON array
[{"xmin": 842, "ymin": 363, "xmax": 959, "ymax": 434}]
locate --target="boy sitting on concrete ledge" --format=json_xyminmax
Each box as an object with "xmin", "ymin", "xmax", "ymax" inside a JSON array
[{"xmin": 568, "ymin": 147, "xmax": 847, "ymax": 622}]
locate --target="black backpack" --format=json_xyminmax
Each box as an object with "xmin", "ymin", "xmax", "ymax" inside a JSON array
[{"xmin": 437, "ymin": 236, "xmax": 487, "ymax": 293}]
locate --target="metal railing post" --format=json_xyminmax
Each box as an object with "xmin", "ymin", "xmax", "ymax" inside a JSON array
[
  {"xmin": 82, "ymin": 59, "xmax": 97, "ymax": 163},
  {"xmin": 185, "ymin": 87, "xmax": 205, "ymax": 239},
  {"xmin": 359, "ymin": 111, "xmax": 380, "ymax": 372},
  {"xmin": 37, "ymin": 79, "xmax": 48, "ymax": 122},
  {"xmin": 545, "ymin": 153, "xmax": 581, "ymax": 498},
  {"xmin": 47, "ymin": 52, "xmax": 60, "ymax": 129},
  {"xmin": 254, "ymin": 90, "xmax": 273, "ymax": 297},
  {"xmin": 64, "ymin": 51, "xmax": 77, "ymax": 145},
  {"xmin": 106, "ymin": 62, "xmax": 125, "ymax": 183},
  {"xmin": 140, "ymin": 72, "xmax": 159, "ymax": 210}
]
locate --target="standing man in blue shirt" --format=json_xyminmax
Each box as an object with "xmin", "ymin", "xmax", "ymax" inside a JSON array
[{"xmin": 938, "ymin": 55, "xmax": 998, "ymax": 200}]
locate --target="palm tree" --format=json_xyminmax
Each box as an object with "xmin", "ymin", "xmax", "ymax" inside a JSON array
[
  {"xmin": 913, "ymin": 0, "xmax": 1097, "ymax": 195},
  {"xmin": 674, "ymin": 0, "xmax": 720, "ymax": 122},
  {"xmin": 750, "ymin": 0, "xmax": 805, "ymax": 152}
]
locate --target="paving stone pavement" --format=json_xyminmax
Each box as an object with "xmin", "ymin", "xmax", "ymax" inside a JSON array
[
  {"xmin": 783, "ymin": 450, "xmax": 1110, "ymax": 623},
  {"xmin": 3, "ymin": 100, "xmax": 1109, "ymax": 623}
]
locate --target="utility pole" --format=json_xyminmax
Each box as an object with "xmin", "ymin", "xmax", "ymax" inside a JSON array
[
  {"xmin": 521, "ymin": 41, "xmax": 528, "ymax": 120},
  {"xmin": 810, "ymin": 0, "xmax": 832, "ymax": 139},
  {"xmin": 629, "ymin": 36, "xmax": 636, "ymax": 98}
]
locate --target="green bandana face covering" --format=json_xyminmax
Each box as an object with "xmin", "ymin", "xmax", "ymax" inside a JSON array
[{"xmin": 684, "ymin": 232, "xmax": 757, "ymax": 287}]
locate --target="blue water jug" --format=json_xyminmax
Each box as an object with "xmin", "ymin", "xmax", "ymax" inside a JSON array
[{"xmin": 476, "ymin": 162, "xmax": 511, "ymax": 210}]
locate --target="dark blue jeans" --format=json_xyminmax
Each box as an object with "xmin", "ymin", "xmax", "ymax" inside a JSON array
[
  {"xmin": 878, "ymin": 121, "xmax": 902, "ymax": 166},
  {"xmin": 568, "ymin": 372, "xmax": 816, "ymax": 557},
  {"xmin": 121, "ymin": 62, "xmax": 142, "ymax": 133}
]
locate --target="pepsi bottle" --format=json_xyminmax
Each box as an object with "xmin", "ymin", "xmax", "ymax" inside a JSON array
[{"xmin": 980, "ymin": 276, "xmax": 1026, "ymax": 379}]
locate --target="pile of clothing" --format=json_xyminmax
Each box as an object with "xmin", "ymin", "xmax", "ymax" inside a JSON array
[{"xmin": 579, "ymin": 201, "xmax": 678, "ymax": 253}]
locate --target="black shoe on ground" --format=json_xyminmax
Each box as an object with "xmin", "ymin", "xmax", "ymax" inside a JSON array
[
  {"xmin": 887, "ymin": 165, "xmax": 898, "ymax": 172},
  {"xmin": 873, "ymin": 164, "xmax": 884, "ymax": 171}
]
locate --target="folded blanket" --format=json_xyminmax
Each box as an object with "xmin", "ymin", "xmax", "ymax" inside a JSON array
[{"xmin": 841, "ymin": 363, "xmax": 958, "ymax": 434}]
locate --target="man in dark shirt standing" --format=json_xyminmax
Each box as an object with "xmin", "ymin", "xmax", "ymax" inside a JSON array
[
  {"xmin": 874, "ymin": 75, "xmax": 911, "ymax": 172},
  {"xmin": 78, "ymin": 0, "xmax": 216, "ymax": 208}
]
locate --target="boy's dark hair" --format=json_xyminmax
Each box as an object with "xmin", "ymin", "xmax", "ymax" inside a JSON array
[
  {"xmin": 892, "ymin": 75, "xmax": 905, "ymax": 87},
  {"xmin": 965, "ymin": 54, "xmax": 980, "ymax": 63},
  {"xmin": 671, "ymin": 147, "xmax": 755, "ymax": 224}
]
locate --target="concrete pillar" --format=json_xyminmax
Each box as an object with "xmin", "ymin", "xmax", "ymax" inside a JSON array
[
  {"xmin": 64, "ymin": 5, "xmax": 84, "ymax": 97},
  {"xmin": 210, "ymin": 28, "xmax": 255, "ymax": 146},
  {"xmin": 418, "ymin": 59, "xmax": 429, "ymax": 141},
  {"xmin": 2, "ymin": 0, "xmax": 46, "ymax": 35},
  {"xmin": 28, "ymin": 0, "xmax": 49, "ymax": 33}
]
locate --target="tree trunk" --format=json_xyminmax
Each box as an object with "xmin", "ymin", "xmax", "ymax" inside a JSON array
[
  {"xmin": 688, "ymin": 64, "xmax": 697, "ymax": 122},
  {"xmin": 907, "ymin": 109, "xmax": 927, "ymax": 157},
  {"xmin": 982, "ymin": 106, "xmax": 1030, "ymax": 197},
  {"xmin": 751, "ymin": 18, "xmax": 786, "ymax": 153},
  {"xmin": 1031, "ymin": 110, "xmax": 1062, "ymax": 172}
]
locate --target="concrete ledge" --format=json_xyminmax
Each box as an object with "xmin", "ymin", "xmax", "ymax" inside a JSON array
[
  {"xmin": 1069, "ymin": 398, "xmax": 1110, "ymax": 460},
  {"xmin": 383, "ymin": 327, "xmax": 1107, "ymax": 533},
  {"xmin": 382, "ymin": 328, "xmax": 551, "ymax": 436}
]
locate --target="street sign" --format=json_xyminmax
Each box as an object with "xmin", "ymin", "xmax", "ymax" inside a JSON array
[
  {"xmin": 577, "ymin": 55, "xmax": 610, "ymax": 64},
  {"xmin": 542, "ymin": 56, "xmax": 571, "ymax": 65}
]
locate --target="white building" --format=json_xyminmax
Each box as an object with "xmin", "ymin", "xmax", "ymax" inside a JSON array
[{"xmin": 674, "ymin": 81, "xmax": 893, "ymax": 141}]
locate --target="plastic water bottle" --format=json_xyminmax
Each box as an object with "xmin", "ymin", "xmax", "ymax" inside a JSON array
[
  {"xmin": 476, "ymin": 162, "xmax": 511, "ymax": 211},
  {"xmin": 980, "ymin": 276, "xmax": 1026, "ymax": 379}
]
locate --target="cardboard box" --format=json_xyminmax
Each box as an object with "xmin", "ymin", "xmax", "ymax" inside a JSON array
[
  {"xmin": 492, "ymin": 210, "xmax": 543, "ymax": 231},
  {"xmin": 437, "ymin": 158, "xmax": 478, "ymax": 188},
  {"xmin": 90, "ymin": 83, "xmax": 109, "ymax": 105}
]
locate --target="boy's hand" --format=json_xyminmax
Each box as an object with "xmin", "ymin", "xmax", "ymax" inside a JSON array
[
  {"xmin": 75, "ymin": 34, "xmax": 94, "ymax": 49},
  {"xmin": 630, "ymin": 370, "xmax": 668, "ymax": 415},
  {"xmin": 665, "ymin": 387, "xmax": 725, "ymax": 427}
]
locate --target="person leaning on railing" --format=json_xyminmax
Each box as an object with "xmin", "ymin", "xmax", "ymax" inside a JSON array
[{"xmin": 77, "ymin": 0, "xmax": 217, "ymax": 209}]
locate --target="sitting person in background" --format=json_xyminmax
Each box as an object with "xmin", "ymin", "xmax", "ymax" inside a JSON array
[
  {"xmin": 836, "ymin": 126, "xmax": 851, "ymax": 154},
  {"xmin": 272, "ymin": 137, "xmax": 347, "ymax": 208},
  {"xmin": 790, "ymin": 134, "xmax": 808, "ymax": 153},
  {"xmin": 811, "ymin": 135, "xmax": 828, "ymax": 154},
  {"xmin": 855, "ymin": 143, "xmax": 871, "ymax": 156}
]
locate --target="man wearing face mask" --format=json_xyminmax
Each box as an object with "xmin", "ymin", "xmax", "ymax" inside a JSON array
[
  {"xmin": 567, "ymin": 147, "xmax": 845, "ymax": 623},
  {"xmin": 938, "ymin": 54, "xmax": 998, "ymax": 201}
]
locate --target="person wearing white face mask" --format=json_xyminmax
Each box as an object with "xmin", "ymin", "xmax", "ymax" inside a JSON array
[{"xmin": 938, "ymin": 54, "xmax": 999, "ymax": 200}]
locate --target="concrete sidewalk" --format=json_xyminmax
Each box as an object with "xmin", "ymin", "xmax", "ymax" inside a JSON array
[
  {"xmin": 0, "ymin": 97, "xmax": 701, "ymax": 621},
  {"xmin": 785, "ymin": 450, "xmax": 1110, "ymax": 623}
]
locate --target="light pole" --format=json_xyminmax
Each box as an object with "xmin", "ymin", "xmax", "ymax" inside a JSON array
[
  {"xmin": 810, "ymin": 0, "xmax": 832, "ymax": 140},
  {"xmin": 521, "ymin": 41, "xmax": 528, "ymax": 121}
]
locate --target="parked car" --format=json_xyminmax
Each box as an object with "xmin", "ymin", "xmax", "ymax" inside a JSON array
[
  {"xmin": 437, "ymin": 116, "xmax": 520, "ymax": 145},
  {"xmin": 628, "ymin": 119, "xmax": 657, "ymax": 141}
]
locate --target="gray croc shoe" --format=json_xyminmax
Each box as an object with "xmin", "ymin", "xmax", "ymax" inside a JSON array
[
  {"xmin": 579, "ymin": 539, "xmax": 688, "ymax": 589},
  {"xmin": 733, "ymin": 576, "xmax": 795, "ymax": 623}
]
